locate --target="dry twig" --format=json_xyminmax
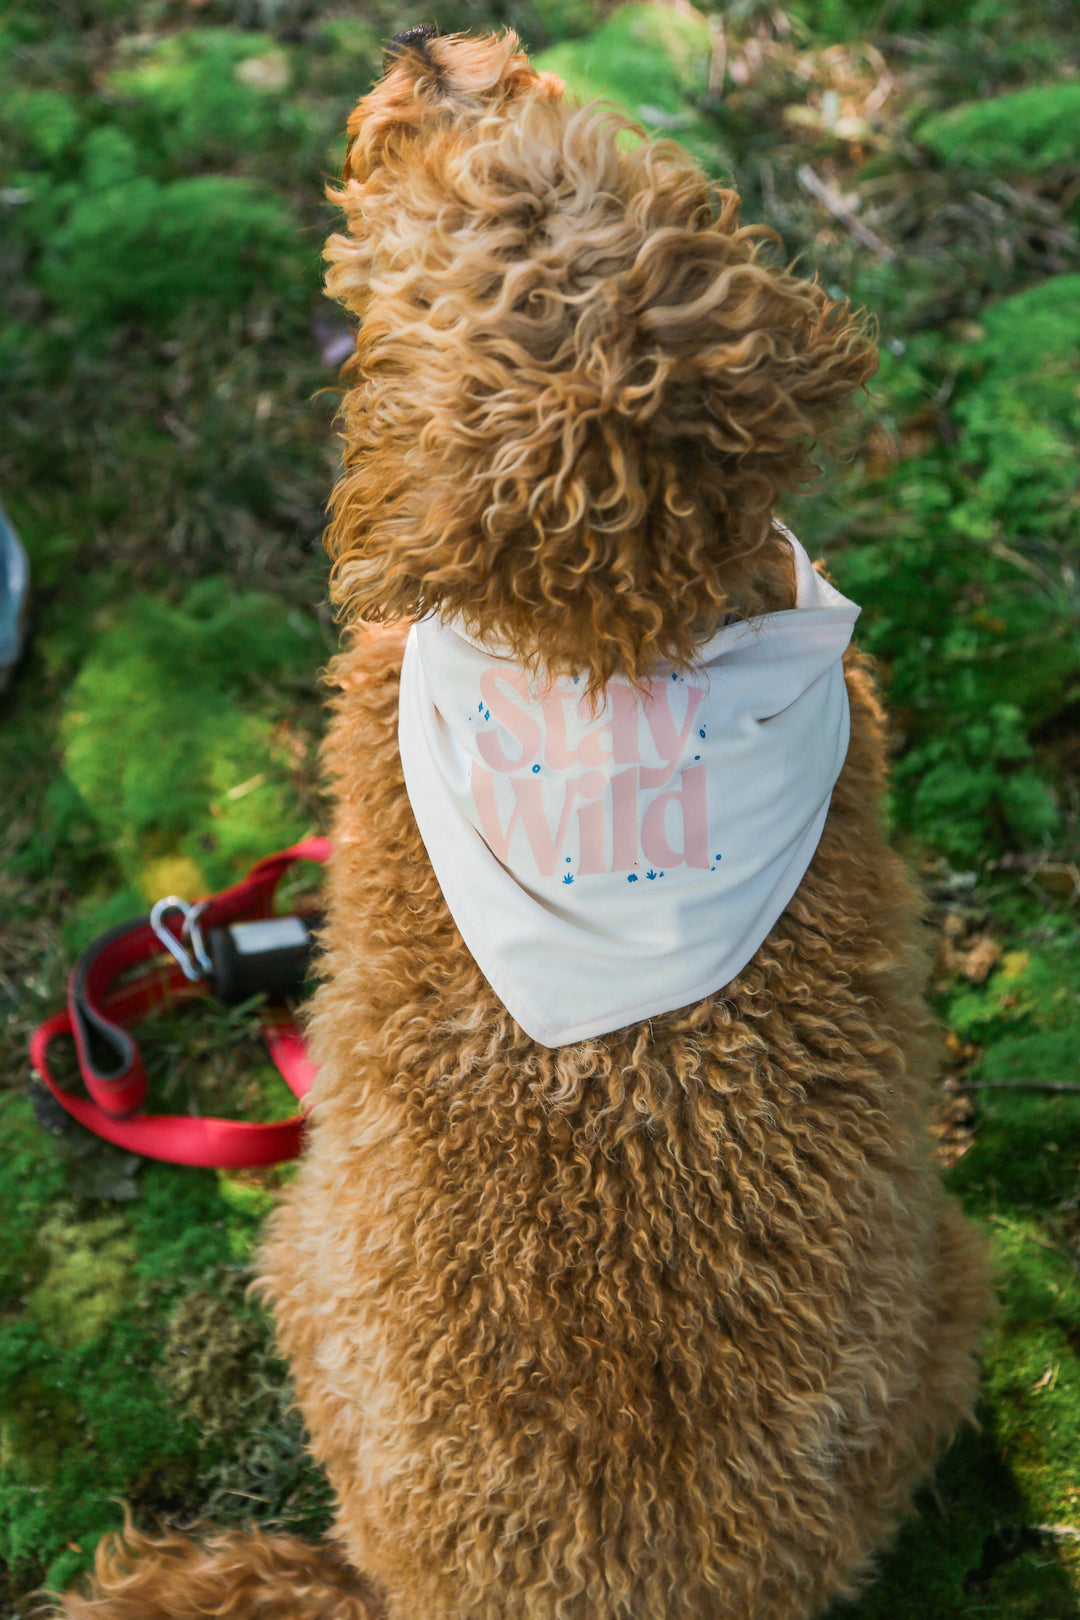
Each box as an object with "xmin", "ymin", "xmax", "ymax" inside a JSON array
[{"xmin": 797, "ymin": 164, "xmax": 897, "ymax": 260}]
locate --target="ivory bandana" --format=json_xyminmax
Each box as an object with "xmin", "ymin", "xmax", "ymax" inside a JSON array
[{"xmin": 398, "ymin": 529, "xmax": 859, "ymax": 1048}]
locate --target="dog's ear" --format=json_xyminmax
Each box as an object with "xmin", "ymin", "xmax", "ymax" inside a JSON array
[{"xmin": 342, "ymin": 30, "xmax": 562, "ymax": 183}]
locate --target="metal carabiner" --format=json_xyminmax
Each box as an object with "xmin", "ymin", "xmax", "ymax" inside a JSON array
[{"xmin": 149, "ymin": 896, "xmax": 213, "ymax": 983}]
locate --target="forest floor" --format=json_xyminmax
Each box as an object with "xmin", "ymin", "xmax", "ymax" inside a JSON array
[{"xmin": 1, "ymin": 0, "xmax": 1079, "ymax": 1613}]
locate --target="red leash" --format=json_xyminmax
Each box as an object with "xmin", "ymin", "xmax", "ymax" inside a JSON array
[{"xmin": 29, "ymin": 838, "xmax": 330, "ymax": 1169}]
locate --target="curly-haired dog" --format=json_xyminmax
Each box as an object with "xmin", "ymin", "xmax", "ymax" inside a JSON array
[{"xmin": 59, "ymin": 28, "xmax": 989, "ymax": 1620}]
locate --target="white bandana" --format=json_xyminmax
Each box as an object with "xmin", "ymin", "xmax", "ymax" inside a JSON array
[{"xmin": 398, "ymin": 529, "xmax": 859, "ymax": 1048}]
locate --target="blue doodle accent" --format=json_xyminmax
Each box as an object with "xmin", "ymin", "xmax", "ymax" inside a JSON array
[
  {"xmin": 563, "ymin": 873, "xmax": 574, "ymax": 884},
  {"xmin": 694, "ymin": 755, "xmax": 700, "ymax": 762},
  {"xmin": 573, "ymin": 676, "xmax": 579, "ymax": 684},
  {"xmin": 532, "ymin": 763, "xmax": 541, "ymax": 774},
  {"xmin": 715, "ymin": 854, "xmax": 722, "ymax": 860},
  {"xmin": 484, "ymin": 709, "xmax": 490, "ymax": 721},
  {"xmin": 699, "ymin": 727, "xmax": 706, "ymax": 738},
  {"xmin": 671, "ymin": 672, "xmax": 677, "ymax": 682},
  {"xmin": 478, "ymin": 701, "xmax": 483, "ymax": 713},
  {"xmin": 565, "ymin": 856, "xmax": 571, "ymax": 863},
  {"xmin": 646, "ymin": 869, "xmax": 657, "ymax": 880},
  {"xmin": 627, "ymin": 873, "xmax": 638, "ymax": 883}
]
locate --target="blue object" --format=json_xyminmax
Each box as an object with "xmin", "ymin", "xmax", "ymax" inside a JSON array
[{"xmin": 0, "ymin": 497, "xmax": 29, "ymax": 691}]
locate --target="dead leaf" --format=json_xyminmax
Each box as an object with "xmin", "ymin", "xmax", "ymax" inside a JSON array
[
  {"xmin": 931, "ymin": 1086, "xmax": 976, "ymax": 1169},
  {"xmin": 235, "ymin": 52, "xmax": 291, "ymax": 93},
  {"xmin": 1030, "ymin": 1361, "xmax": 1060, "ymax": 1393},
  {"xmin": 962, "ymin": 934, "xmax": 1002, "ymax": 984}
]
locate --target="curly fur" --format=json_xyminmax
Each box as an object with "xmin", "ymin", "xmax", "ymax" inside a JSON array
[
  {"xmin": 56, "ymin": 31, "xmax": 988, "ymax": 1620},
  {"xmin": 52, "ymin": 1515, "xmax": 382, "ymax": 1619},
  {"xmin": 324, "ymin": 31, "xmax": 876, "ymax": 698},
  {"xmin": 250, "ymin": 627, "xmax": 989, "ymax": 1620}
]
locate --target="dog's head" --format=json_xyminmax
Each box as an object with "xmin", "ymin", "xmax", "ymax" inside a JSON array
[
  {"xmin": 325, "ymin": 30, "xmax": 876, "ymax": 696},
  {"xmin": 341, "ymin": 26, "xmax": 564, "ymax": 184}
]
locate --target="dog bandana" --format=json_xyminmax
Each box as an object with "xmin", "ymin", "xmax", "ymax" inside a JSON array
[{"xmin": 398, "ymin": 527, "xmax": 859, "ymax": 1048}]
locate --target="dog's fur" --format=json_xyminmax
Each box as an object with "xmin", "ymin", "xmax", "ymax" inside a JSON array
[{"xmin": 59, "ymin": 31, "xmax": 989, "ymax": 1620}]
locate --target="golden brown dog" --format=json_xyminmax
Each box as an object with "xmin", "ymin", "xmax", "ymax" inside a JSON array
[{"xmin": 60, "ymin": 29, "xmax": 989, "ymax": 1620}]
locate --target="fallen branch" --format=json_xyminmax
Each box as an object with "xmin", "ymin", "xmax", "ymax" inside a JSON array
[
  {"xmin": 1032, "ymin": 1524, "xmax": 1080, "ymax": 1542},
  {"xmin": 797, "ymin": 164, "xmax": 897, "ymax": 261}
]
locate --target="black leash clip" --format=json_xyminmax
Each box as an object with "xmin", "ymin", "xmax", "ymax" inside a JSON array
[{"xmin": 150, "ymin": 897, "xmax": 319, "ymax": 1006}]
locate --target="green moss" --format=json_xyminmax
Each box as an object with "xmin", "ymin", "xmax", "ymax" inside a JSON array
[
  {"xmin": 536, "ymin": 5, "xmax": 722, "ymax": 168},
  {"xmin": 899, "ymin": 704, "xmax": 1060, "ymax": 861},
  {"xmin": 37, "ymin": 127, "xmax": 313, "ymax": 329},
  {"xmin": 949, "ymin": 388, "xmax": 1076, "ymax": 542},
  {"xmin": 161, "ymin": 1278, "xmax": 261, "ymax": 1440},
  {"xmin": 920, "ymin": 83, "xmax": 1080, "ymax": 173},
  {"xmin": 525, "ymin": 0, "xmax": 605, "ymax": 47},
  {"xmin": 29, "ymin": 1209, "xmax": 135, "ymax": 1350},
  {"xmin": 962, "ymin": 275, "xmax": 1080, "ymax": 427},
  {"xmin": 105, "ymin": 29, "xmax": 294, "ymax": 172},
  {"xmin": 313, "ymin": 18, "xmax": 382, "ymax": 61},
  {"xmin": 0, "ymin": 86, "xmax": 83, "ymax": 166},
  {"xmin": 830, "ymin": 274, "xmax": 1080, "ymax": 865},
  {"xmin": 0, "ymin": 1372, "xmax": 82, "ymax": 1489},
  {"xmin": 984, "ymin": 1310, "xmax": 1080, "ymax": 1531},
  {"xmin": 217, "ymin": 1172, "xmax": 280, "ymax": 1261},
  {"xmin": 59, "ymin": 578, "xmax": 320, "ymax": 912},
  {"xmin": 0, "ymin": 1097, "xmax": 194, "ymax": 1583},
  {"xmin": 934, "ymin": 925, "xmax": 1080, "ymax": 1605},
  {"xmin": 943, "ymin": 936, "xmax": 1080, "ymax": 1209},
  {"xmin": 791, "ymin": 0, "xmax": 975, "ymax": 32},
  {"xmin": 0, "ymin": 1087, "xmax": 304, "ymax": 1591},
  {"xmin": 789, "ymin": 0, "xmax": 1079, "ymax": 55},
  {"xmin": 947, "ymin": 948, "xmax": 1058, "ymax": 1041},
  {"xmin": 826, "ymin": 1419, "xmax": 1063, "ymax": 1618},
  {"xmin": 946, "ymin": 278, "xmax": 1080, "ymax": 554}
]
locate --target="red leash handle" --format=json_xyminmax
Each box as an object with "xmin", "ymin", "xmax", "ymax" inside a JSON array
[{"xmin": 29, "ymin": 838, "xmax": 330, "ymax": 1169}]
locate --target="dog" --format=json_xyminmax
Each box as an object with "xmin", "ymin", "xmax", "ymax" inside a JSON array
[{"xmin": 60, "ymin": 28, "xmax": 989, "ymax": 1620}]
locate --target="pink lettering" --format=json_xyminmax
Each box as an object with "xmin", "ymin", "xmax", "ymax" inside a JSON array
[
  {"xmin": 604, "ymin": 685, "xmax": 642, "ymax": 767},
  {"xmin": 539, "ymin": 689, "xmax": 583, "ymax": 771},
  {"xmin": 609, "ymin": 767, "xmax": 639, "ymax": 873},
  {"xmin": 471, "ymin": 762, "xmax": 582, "ymax": 877},
  {"xmin": 640, "ymin": 765, "xmax": 709, "ymax": 870},
  {"xmin": 541, "ymin": 689, "xmax": 634, "ymax": 772},
  {"xmin": 549, "ymin": 683, "xmax": 645, "ymax": 774},
  {"xmin": 476, "ymin": 669, "xmax": 542, "ymax": 772},
  {"xmin": 639, "ymin": 683, "xmax": 707, "ymax": 788},
  {"xmin": 575, "ymin": 769, "xmax": 608, "ymax": 876}
]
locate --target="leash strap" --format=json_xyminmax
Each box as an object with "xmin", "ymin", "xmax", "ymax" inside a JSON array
[{"xmin": 29, "ymin": 838, "xmax": 330, "ymax": 1169}]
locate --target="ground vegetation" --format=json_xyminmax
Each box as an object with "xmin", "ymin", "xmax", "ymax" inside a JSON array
[{"xmin": 1, "ymin": 0, "xmax": 1078, "ymax": 1611}]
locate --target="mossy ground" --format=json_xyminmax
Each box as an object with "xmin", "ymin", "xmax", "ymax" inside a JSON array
[{"xmin": 1, "ymin": 0, "xmax": 1079, "ymax": 1613}]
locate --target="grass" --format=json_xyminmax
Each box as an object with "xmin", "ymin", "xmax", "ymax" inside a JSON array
[{"xmin": 1, "ymin": 0, "xmax": 1078, "ymax": 1612}]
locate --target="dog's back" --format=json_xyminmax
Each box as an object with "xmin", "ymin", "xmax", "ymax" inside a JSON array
[{"xmin": 259, "ymin": 619, "xmax": 987, "ymax": 1619}]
